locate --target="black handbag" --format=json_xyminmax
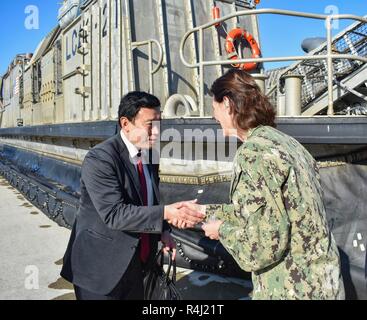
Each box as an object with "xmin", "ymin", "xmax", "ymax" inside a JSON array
[
  {"xmin": 172, "ymin": 227, "xmax": 250, "ymax": 279},
  {"xmin": 144, "ymin": 249, "xmax": 182, "ymax": 300}
]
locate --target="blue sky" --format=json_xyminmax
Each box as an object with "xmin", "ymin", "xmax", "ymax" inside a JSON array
[
  {"xmin": 0, "ymin": 1, "xmax": 59, "ymax": 75},
  {"xmin": 257, "ymin": 0, "xmax": 367, "ymax": 69},
  {"xmin": 0, "ymin": 0, "xmax": 366, "ymax": 75}
]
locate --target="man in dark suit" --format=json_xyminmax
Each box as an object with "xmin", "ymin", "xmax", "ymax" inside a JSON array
[{"xmin": 61, "ymin": 91, "xmax": 204, "ymax": 300}]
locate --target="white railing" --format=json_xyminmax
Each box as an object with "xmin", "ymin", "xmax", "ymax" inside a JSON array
[{"xmin": 180, "ymin": 9, "xmax": 367, "ymax": 116}]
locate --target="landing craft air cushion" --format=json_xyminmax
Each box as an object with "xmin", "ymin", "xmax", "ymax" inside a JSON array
[{"xmin": 0, "ymin": 0, "xmax": 366, "ymax": 299}]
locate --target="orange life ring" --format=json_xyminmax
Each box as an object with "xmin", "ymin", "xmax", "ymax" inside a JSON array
[{"xmin": 225, "ymin": 28, "xmax": 261, "ymax": 72}]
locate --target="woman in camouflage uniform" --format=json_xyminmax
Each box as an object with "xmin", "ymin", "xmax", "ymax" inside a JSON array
[{"xmin": 192, "ymin": 69, "xmax": 345, "ymax": 300}]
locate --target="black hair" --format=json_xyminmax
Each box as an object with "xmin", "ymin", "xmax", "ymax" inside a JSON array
[{"xmin": 118, "ymin": 91, "xmax": 160, "ymax": 126}]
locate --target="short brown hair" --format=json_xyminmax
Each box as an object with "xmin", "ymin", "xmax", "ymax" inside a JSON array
[{"xmin": 210, "ymin": 69, "xmax": 276, "ymax": 131}]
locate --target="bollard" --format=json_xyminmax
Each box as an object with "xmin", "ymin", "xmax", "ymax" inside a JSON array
[
  {"xmin": 283, "ymin": 74, "xmax": 303, "ymax": 116},
  {"xmin": 277, "ymin": 93, "xmax": 286, "ymax": 116},
  {"xmin": 252, "ymin": 73, "xmax": 269, "ymax": 94}
]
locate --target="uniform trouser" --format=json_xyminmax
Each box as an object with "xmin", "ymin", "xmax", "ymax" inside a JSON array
[{"xmin": 74, "ymin": 250, "xmax": 145, "ymax": 300}]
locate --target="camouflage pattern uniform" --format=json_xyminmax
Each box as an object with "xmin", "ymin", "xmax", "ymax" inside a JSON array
[{"xmin": 205, "ymin": 125, "xmax": 345, "ymax": 300}]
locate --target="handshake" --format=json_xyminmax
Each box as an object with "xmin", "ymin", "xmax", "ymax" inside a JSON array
[{"xmin": 164, "ymin": 200, "xmax": 206, "ymax": 229}]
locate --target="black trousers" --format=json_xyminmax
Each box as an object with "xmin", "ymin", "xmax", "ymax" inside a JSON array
[{"xmin": 74, "ymin": 251, "xmax": 146, "ymax": 300}]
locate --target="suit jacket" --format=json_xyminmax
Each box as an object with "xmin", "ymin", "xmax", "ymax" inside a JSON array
[{"xmin": 61, "ymin": 133, "xmax": 166, "ymax": 295}]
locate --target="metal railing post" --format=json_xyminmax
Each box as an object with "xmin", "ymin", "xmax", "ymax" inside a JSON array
[
  {"xmin": 179, "ymin": 9, "xmax": 367, "ymax": 117},
  {"xmin": 131, "ymin": 39, "xmax": 164, "ymax": 95},
  {"xmin": 199, "ymin": 28, "xmax": 205, "ymax": 117},
  {"xmin": 148, "ymin": 40, "xmax": 153, "ymax": 94},
  {"xmin": 326, "ymin": 16, "xmax": 334, "ymax": 115}
]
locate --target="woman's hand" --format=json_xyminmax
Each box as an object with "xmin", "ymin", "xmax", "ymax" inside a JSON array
[
  {"xmin": 161, "ymin": 230, "xmax": 177, "ymax": 260},
  {"xmin": 202, "ymin": 220, "xmax": 223, "ymax": 240}
]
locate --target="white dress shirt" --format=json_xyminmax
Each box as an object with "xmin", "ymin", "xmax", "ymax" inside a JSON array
[{"xmin": 120, "ymin": 130, "xmax": 154, "ymax": 206}]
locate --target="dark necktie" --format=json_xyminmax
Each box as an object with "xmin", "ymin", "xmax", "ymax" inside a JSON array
[{"xmin": 137, "ymin": 157, "xmax": 150, "ymax": 263}]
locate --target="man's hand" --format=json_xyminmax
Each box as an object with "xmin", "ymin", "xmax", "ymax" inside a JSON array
[
  {"xmin": 202, "ymin": 220, "xmax": 223, "ymax": 240},
  {"xmin": 180, "ymin": 201, "xmax": 206, "ymax": 217},
  {"xmin": 161, "ymin": 230, "xmax": 176, "ymax": 260},
  {"xmin": 164, "ymin": 200, "xmax": 205, "ymax": 229}
]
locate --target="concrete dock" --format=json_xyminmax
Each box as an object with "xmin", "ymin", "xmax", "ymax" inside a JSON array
[
  {"xmin": 0, "ymin": 176, "xmax": 74, "ymax": 300},
  {"xmin": 0, "ymin": 176, "xmax": 251, "ymax": 300}
]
